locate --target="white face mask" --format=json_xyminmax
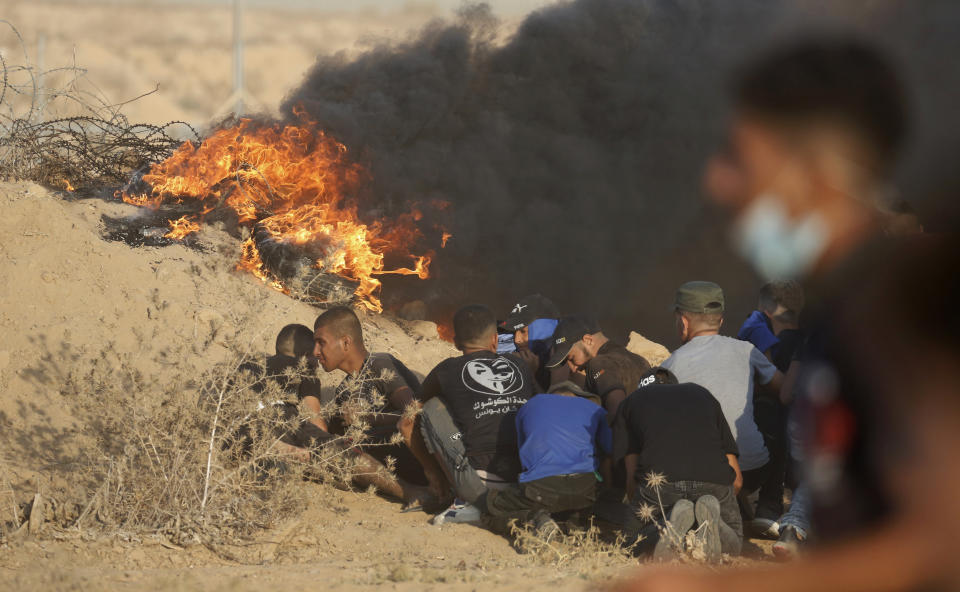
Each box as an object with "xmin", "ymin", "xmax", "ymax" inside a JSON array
[{"xmin": 733, "ymin": 195, "xmax": 828, "ymax": 279}]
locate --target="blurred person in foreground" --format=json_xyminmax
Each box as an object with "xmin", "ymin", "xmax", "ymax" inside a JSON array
[{"xmin": 614, "ymin": 37, "xmax": 960, "ymax": 592}]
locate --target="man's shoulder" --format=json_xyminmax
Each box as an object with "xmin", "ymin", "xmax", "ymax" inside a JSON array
[
  {"xmin": 589, "ymin": 343, "xmax": 639, "ymax": 370},
  {"xmin": 692, "ymin": 334, "xmax": 756, "ymax": 356},
  {"xmin": 368, "ymin": 352, "xmax": 403, "ymax": 373}
]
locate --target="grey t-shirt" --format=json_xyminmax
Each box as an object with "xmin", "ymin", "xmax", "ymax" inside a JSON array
[{"xmin": 661, "ymin": 334, "xmax": 778, "ymax": 471}]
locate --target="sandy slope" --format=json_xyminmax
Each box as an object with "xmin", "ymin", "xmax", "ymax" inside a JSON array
[
  {"xmin": 0, "ymin": 181, "xmax": 644, "ymax": 589},
  {"xmin": 0, "ymin": 180, "xmax": 457, "ymax": 491}
]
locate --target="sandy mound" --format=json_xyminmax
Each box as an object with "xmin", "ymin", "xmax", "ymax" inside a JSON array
[
  {"xmin": 625, "ymin": 332, "xmax": 672, "ymax": 367},
  {"xmin": 0, "ymin": 181, "xmax": 457, "ymax": 488}
]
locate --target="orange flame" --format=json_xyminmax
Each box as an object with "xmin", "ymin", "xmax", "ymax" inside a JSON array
[
  {"xmin": 163, "ymin": 215, "xmax": 201, "ymax": 240},
  {"xmin": 441, "ymin": 232, "xmax": 452, "ymax": 248},
  {"xmin": 437, "ymin": 323, "xmax": 455, "ymax": 343},
  {"xmin": 120, "ymin": 110, "xmax": 443, "ymax": 311}
]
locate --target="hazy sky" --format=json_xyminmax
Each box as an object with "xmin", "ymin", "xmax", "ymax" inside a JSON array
[
  {"xmin": 107, "ymin": 0, "xmax": 560, "ymax": 18},
  {"xmin": 318, "ymin": 0, "xmax": 558, "ymax": 15}
]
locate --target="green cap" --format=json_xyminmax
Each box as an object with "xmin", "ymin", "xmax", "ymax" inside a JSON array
[{"xmin": 675, "ymin": 281, "xmax": 725, "ymax": 314}]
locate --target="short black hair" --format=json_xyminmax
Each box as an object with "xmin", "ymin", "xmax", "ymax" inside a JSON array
[
  {"xmin": 453, "ymin": 304, "xmax": 496, "ymax": 348},
  {"xmin": 276, "ymin": 324, "xmax": 315, "ymax": 358},
  {"xmin": 314, "ymin": 306, "xmax": 364, "ymax": 345},
  {"xmin": 735, "ymin": 37, "xmax": 907, "ymax": 174}
]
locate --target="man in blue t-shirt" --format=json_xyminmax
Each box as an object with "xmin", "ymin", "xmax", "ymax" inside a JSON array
[
  {"xmin": 736, "ymin": 280, "xmax": 805, "ymax": 535},
  {"xmin": 478, "ymin": 381, "xmax": 611, "ymax": 541},
  {"xmin": 737, "ymin": 279, "xmax": 804, "ymax": 368}
]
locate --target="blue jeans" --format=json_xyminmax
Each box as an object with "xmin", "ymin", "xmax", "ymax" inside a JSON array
[{"xmin": 779, "ymin": 483, "xmax": 810, "ymax": 538}]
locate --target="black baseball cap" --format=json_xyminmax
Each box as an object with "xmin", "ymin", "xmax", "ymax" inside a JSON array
[
  {"xmin": 500, "ymin": 294, "xmax": 560, "ymax": 333},
  {"xmin": 545, "ymin": 315, "xmax": 601, "ymax": 368}
]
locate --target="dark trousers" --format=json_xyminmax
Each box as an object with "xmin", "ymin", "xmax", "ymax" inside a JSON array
[
  {"xmin": 738, "ymin": 462, "xmax": 772, "ymax": 522},
  {"xmin": 634, "ymin": 480, "xmax": 743, "ymax": 555},
  {"xmin": 753, "ymin": 395, "xmax": 788, "ymax": 520},
  {"xmin": 484, "ymin": 473, "xmax": 598, "ymax": 523}
]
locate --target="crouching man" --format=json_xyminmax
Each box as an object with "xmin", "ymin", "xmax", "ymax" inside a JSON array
[
  {"xmin": 419, "ymin": 304, "xmax": 535, "ymax": 523},
  {"xmin": 232, "ymin": 323, "xmax": 331, "ymax": 463},
  {"xmin": 479, "ymin": 380, "xmax": 611, "ymax": 542},
  {"xmin": 546, "ymin": 315, "xmax": 650, "ymax": 423},
  {"xmin": 311, "ymin": 306, "xmax": 434, "ymax": 506},
  {"xmin": 615, "ymin": 368, "xmax": 744, "ymax": 562}
]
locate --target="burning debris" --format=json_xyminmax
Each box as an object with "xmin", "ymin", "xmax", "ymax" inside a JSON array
[
  {"xmin": 119, "ymin": 111, "xmax": 447, "ymax": 311},
  {"xmin": 101, "ymin": 211, "xmax": 206, "ymax": 250}
]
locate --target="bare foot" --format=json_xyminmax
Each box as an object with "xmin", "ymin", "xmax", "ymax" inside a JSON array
[{"xmin": 402, "ymin": 484, "xmax": 437, "ymax": 510}]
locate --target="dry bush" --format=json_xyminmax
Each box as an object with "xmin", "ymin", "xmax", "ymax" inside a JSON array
[
  {"xmin": 509, "ymin": 517, "xmax": 638, "ymax": 573},
  {"xmin": 55, "ymin": 326, "xmax": 400, "ymax": 547},
  {"xmin": 634, "ymin": 471, "xmax": 714, "ymax": 564}
]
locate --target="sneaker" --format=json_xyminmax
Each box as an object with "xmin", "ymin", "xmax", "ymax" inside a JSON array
[
  {"xmin": 531, "ymin": 509, "xmax": 561, "ymax": 543},
  {"xmin": 653, "ymin": 499, "xmax": 695, "ymax": 560},
  {"xmin": 748, "ymin": 516, "xmax": 780, "ymax": 539},
  {"xmin": 773, "ymin": 525, "xmax": 805, "ymax": 560},
  {"xmin": 431, "ymin": 499, "xmax": 481, "ymax": 525},
  {"xmin": 694, "ymin": 495, "xmax": 722, "ymax": 563}
]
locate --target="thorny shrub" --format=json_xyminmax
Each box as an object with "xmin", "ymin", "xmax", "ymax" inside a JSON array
[{"xmin": 45, "ymin": 328, "xmax": 405, "ymax": 547}]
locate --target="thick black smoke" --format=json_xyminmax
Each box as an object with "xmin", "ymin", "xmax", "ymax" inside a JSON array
[{"xmin": 282, "ymin": 0, "xmax": 960, "ymax": 345}]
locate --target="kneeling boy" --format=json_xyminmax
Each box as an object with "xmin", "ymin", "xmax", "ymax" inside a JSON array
[{"xmin": 480, "ymin": 380, "xmax": 611, "ymax": 541}]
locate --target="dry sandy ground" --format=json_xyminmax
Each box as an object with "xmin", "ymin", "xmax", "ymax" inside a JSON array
[
  {"xmin": 0, "ymin": 180, "xmax": 458, "ymax": 482},
  {"xmin": 0, "ymin": 487, "xmax": 644, "ymax": 592},
  {"xmin": 0, "ymin": 181, "xmax": 636, "ymax": 590},
  {"xmin": 0, "ymin": 182, "xmax": 774, "ymax": 589}
]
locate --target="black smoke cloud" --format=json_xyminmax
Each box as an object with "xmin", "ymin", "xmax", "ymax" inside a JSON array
[{"xmin": 281, "ymin": 0, "xmax": 960, "ymax": 345}]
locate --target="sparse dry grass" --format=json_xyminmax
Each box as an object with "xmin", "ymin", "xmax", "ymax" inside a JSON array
[
  {"xmin": 0, "ymin": 314, "xmax": 420, "ymax": 552},
  {"xmin": 509, "ymin": 516, "xmax": 638, "ymax": 576}
]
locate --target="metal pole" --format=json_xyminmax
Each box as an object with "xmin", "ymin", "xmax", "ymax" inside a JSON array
[
  {"xmin": 232, "ymin": 0, "xmax": 244, "ymax": 116},
  {"xmin": 36, "ymin": 33, "xmax": 46, "ymax": 122}
]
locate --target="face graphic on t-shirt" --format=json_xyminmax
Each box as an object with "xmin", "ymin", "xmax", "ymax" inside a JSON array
[{"xmin": 462, "ymin": 357, "xmax": 524, "ymax": 395}]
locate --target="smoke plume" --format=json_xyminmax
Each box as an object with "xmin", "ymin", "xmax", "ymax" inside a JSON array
[{"xmin": 281, "ymin": 0, "xmax": 960, "ymax": 344}]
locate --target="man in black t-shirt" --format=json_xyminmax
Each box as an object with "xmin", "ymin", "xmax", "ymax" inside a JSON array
[
  {"xmin": 614, "ymin": 368, "xmax": 743, "ymax": 562},
  {"xmin": 419, "ymin": 304, "xmax": 534, "ymax": 518},
  {"xmin": 312, "ymin": 306, "xmax": 434, "ymax": 505},
  {"xmin": 233, "ymin": 324, "xmax": 331, "ymax": 460},
  {"xmin": 546, "ymin": 315, "xmax": 650, "ymax": 422}
]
